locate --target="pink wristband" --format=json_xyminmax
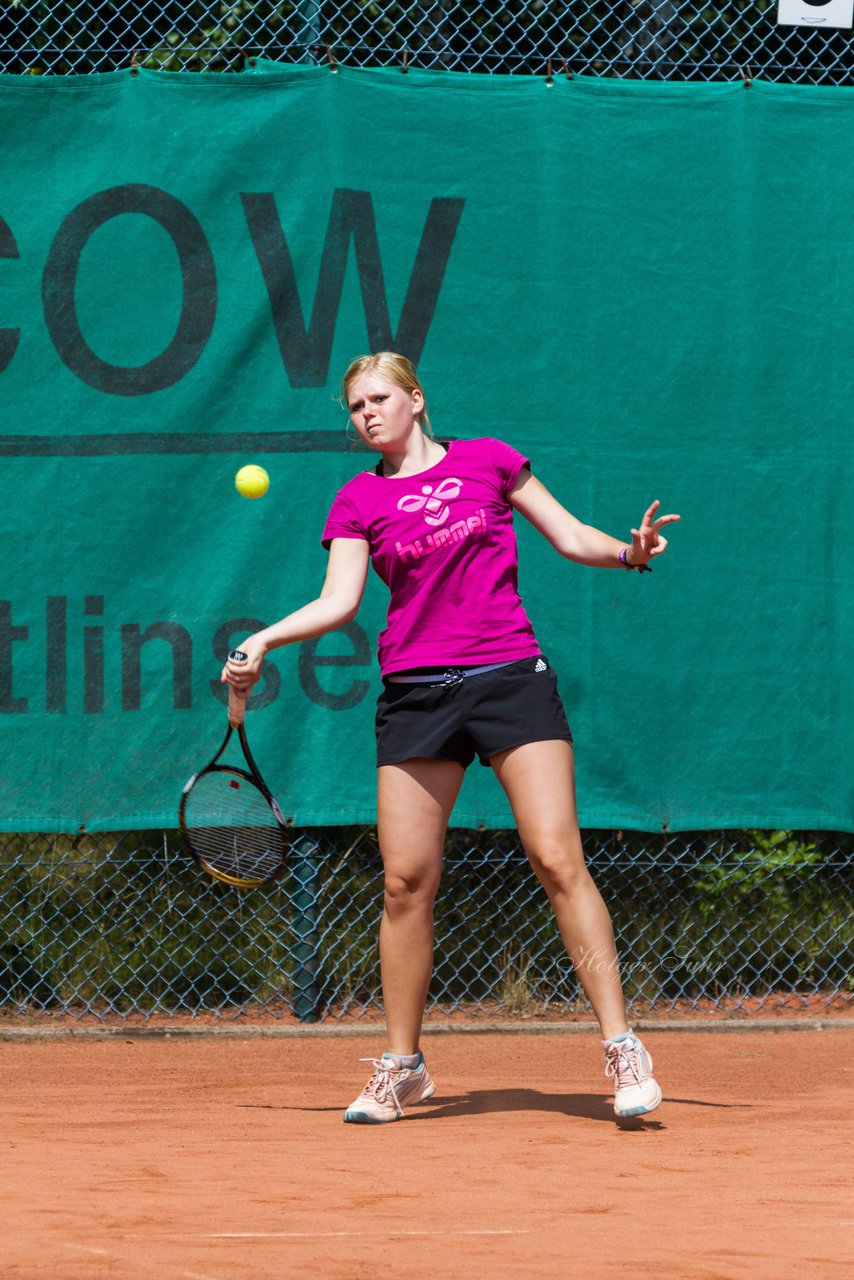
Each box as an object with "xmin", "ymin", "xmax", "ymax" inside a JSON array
[{"xmin": 619, "ymin": 547, "xmax": 653, "ymax": 573}]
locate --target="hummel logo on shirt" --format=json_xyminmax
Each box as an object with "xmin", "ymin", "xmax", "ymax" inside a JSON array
[
  {"xmin": 535, "ymin": 658, "xmax": 547, "ymax": 672},
  {"xmin": 395, "ymin": 508, "xmax": 488, "ymax": 563},
  {"xmin": 397, "ymin": 477, "xmax": 464, "ymax": 528}
]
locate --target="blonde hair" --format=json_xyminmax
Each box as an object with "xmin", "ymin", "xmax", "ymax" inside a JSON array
[{"xmin": 341, "ymin": 352, "xmax": 434, "ymax": 439}]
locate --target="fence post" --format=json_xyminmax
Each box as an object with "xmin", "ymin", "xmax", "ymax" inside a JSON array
[
  {"xmin": 296, "ymin": 0, "xmax": 322, "ymax": 62},
  {"xmin": 291, "ymin": 832, "xmax": 320, "ymax": 1022}
]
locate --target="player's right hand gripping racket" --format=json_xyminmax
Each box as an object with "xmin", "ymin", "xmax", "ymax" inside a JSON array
[{"xmin": 180, "ymin": 650, "xmax": 288, "ymax": 889}]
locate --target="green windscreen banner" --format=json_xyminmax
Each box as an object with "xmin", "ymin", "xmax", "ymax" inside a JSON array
[{"xmin": 1, "ymin": 67, "xmax": 851, "ymax": 833}]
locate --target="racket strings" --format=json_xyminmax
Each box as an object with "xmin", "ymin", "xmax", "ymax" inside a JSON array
[{"xmin": 183, "ymin": 768, "xmax": 284, "ymax": 886}]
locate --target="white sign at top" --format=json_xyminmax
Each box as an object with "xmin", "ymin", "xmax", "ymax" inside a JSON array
[{"xmin": 777, "ymin": 0, "xmax": 854, "ymax": 28}]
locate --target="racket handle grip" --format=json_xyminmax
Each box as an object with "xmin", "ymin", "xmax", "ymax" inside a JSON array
[{"xmin": 227, "ymin": 649, "xmax": 248, "ymax": 728}]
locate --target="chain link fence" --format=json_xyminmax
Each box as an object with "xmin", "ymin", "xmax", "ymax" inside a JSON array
[
  {"xmin": 2, "ymin": 1, "xmax": 853, "ymax": 81},
  {"xmin": 1, "ymin": 828, "xmax": 851, "ymax": 1023}
]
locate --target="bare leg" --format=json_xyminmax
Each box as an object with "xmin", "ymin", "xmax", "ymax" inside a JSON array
[
  {"xmin": 376, "ymin": 758, "xmax": 465, "ymax": 1055},
  {"xmin": 491, "ymin": 740, "xmax": 630, "ymax": 1040}
]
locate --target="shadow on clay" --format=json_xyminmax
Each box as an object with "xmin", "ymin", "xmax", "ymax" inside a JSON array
[{"xmin": 401, "ymin": 1089, "xmax": 735, "ymax": 1126}]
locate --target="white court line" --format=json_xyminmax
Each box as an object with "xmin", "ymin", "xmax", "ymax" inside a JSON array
[{"xmin": 206, "ymin": 1229, "xmax": 530, "ymax": 1240}]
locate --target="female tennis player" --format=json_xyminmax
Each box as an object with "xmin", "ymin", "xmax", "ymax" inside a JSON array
[{"xmin": 222, "ymin": 352, "xmax": 680, "ymax": 1123}]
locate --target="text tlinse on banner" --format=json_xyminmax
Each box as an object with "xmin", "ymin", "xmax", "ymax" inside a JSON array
[{"xmin": 0, "ymin": 599, "xmax": 373, "ymax": 715}]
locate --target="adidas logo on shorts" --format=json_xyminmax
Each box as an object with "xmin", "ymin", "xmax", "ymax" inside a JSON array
[{"xmin": 534, "ymin": 658, "xmax": 547, "ymax": 672}]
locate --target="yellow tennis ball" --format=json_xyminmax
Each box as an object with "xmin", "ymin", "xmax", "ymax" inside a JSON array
[{"xmin": 235, "ymin": 464, "xmax": 270, "ymax": 499}]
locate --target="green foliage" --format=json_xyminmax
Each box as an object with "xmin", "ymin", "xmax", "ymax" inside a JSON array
[
  {"xmin": 614, "ymin": 830, "xmax": 851, "ymax": 1005},
  {"xmin": 0, "ymin": 832, "xmax": 298, "ymax": 1014},
  {"xmin": 693, "ymin": 830, "xmax": 822, "ymax": 919}
]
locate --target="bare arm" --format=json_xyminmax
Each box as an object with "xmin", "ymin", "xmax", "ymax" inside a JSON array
[
  {"xmin": 509, "ymin": 469, "xmax": 680, "ymax": 568},
  {"xmin": 221, "ymin": 537, "xmax": 370, "ymax": 696}
]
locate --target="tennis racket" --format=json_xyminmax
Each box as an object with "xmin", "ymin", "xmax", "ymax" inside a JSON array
[{"xmin": 180, "ymin": 649, "xmax": 288, "ymax": 888}]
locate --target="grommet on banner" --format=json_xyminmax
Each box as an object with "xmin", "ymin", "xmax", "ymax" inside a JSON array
[
  {"xmin": 546, "ymin": 57, "xmax": 553, "ymax": 87},
  {"xmin": 325, "ymin": 45, "xmax": 338, "ymax": 72},
  {"xmin": 130, "ymin": 49, "xmax": 140, "ymax": 77},
  {"xmin": 402, "ymin": 49, "xmax": 409, "ymax": 74},
  {"xmin": 738, "ymin": 65, "xmax": 752, "ymax": 88}
]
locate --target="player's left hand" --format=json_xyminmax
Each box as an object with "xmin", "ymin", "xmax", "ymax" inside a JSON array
[{"xmin": 629, "ymin": 500, "xmax": 681, "ymax": 565}]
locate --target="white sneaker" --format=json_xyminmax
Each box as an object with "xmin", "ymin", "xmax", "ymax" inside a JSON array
[
  {"xmin": 343, "ymin": 1052, "xmax": 435, "ymax": 1124},
  {"xmin": 604, "ymin": 1032, "xmax": 662, "ymax": 1118}
]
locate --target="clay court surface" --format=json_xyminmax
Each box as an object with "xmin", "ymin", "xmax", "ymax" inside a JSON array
[{"xmin": 2, "ymin": 1026, "xmax": 852, "ymax": 1280}]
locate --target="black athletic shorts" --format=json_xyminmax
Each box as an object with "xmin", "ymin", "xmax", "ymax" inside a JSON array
[{"xmin": 375, "ymin": 655, "xmax": 572, "ymax": 769}]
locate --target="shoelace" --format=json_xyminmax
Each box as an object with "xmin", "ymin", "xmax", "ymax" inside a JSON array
[
  {"xmin": 604, "ymin": 1040, "xmax": 644, "ymax": 1089},
  {"xmin": 357, "ymin": 1057, "xmax": 405, "ymax": 1115}
]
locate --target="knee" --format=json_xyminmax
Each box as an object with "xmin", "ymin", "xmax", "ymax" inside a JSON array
[
  {"xmin": 526, "ymin": 836, "xmax": 587, "ymax": 898},
  {"xmin": 383, "ymin": 868, "xmax": 440, "ymax": 913}
]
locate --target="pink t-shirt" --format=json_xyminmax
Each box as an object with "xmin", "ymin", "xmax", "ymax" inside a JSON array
[{"xmin": 321, "ymin": 437, "xmax": 541, "ymax": 675}]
